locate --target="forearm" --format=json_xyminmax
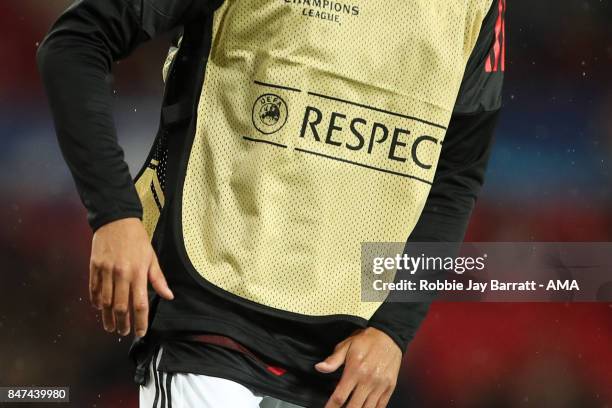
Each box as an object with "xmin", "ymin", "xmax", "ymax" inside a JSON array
[
  {"xmin": 36, "ymin": 0, "xmax": 149, "ymax": 230},
  {"xmin": 37, "ymin": 0, "xmax": 211, "ymax": 230},
  {"xmin": 37, "ymin": 40, "xmax": 142, "ymax": 230},
  {"xmin": 368, "ymin": 110, "xmax": 501, "ymax": 352}
]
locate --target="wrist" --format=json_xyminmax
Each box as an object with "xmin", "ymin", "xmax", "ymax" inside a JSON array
[
  {"xmin": 366, "ymin": 323, "xmax": 406, "ymax": 354},
  {"xmin": 90, "ymin": 211, "xmax": 143, "ymax": 232}
]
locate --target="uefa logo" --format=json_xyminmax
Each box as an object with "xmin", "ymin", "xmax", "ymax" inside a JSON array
[{"xmin": 252, "ymin": 93, "xmax": 288, "ymax": 135}]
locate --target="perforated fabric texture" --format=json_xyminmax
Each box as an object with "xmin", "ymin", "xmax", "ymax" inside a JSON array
[
  {"xmin": 136, "ymin": 46, "xmax": 178, "ymax": 237},
  {"xmin": 173, "ymin": 0, "xmax": 493, "ymax": 319},
  {"xmin": 135, "ymin": 132, "xmax": 168, "ymax": 237}
]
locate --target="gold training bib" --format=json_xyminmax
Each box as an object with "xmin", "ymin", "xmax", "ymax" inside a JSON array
[{"xmin": 140, "ymin": 0, "xmax": 493, "ymax": 319}]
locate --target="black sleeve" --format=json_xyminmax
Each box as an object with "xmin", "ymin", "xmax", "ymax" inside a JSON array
[
  {"xmin": 36, "ymin": 0, "xmax": 220, "ymax": 230},
  {"xmin": 368, "ymin": 0, "xmax": 506, "ymax": 353},
  {"xmin": 368, "ymin": 110, "xmax": 500, "ymax": 352}
]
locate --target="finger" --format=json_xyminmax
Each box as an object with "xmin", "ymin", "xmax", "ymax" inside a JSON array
[
  {"xmin": 89, "ymin": 262, "xmax": 102, "ymax": 309},
  {"xmin": 113, "ymin": 276, "xmax": 130, "ymax": 336},
  {"xmin": 316, "ymin": 341, "xmax": 350, "ymax": 373},
  {"xmin": 364, "ymin": 385, "xmax": 386, "ymax": 408},
  {"xmin": 132, "ymin": 269, "xmax": 149, "ymax": 338},
  {"xmin": 100, "ymin": 266, "xmax": 114, "ymax": 332},
  {"xmin": 375, "ymin": 388, "xmax": 393, "ymax": 408},
  {"xmin": 124, "ymin": 300, "xmax": 132, "ymax": 336},
  {"xmin": 100, "ymin": 267, "xmax": 114, "ymax": 311},
  {"xmin": 102, "ymin": 305, "xmax": 116, "ymax": 332},
  {"xmin": 325, "ymin": 373, "xmax": 358, "ymax": 408},
  {"xmin": 148, "ymin": 257, "xmax": 174, "ymax": 300},
  {"xmin": 346, "ymin": 383, "xmax": 371, "ymax": 408}
]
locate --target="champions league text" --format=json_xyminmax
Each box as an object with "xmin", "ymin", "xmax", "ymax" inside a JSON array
[{"xmin": 284, "ymin": 0, "xmax": 360, "ymax": 24}]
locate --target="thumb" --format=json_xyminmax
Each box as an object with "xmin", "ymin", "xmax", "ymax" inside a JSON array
[
  {"xmin": 148, "ymin": 256, "xmax": 174, "ymax": 300},
  {"xmin": 315, "ymin": 341, "xmax": 350, "ymax": 373}
]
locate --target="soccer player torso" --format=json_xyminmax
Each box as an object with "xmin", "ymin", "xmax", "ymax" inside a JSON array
[{"xmin": 138, "ymin": 0, "xmax": 493, "ymax": 320}]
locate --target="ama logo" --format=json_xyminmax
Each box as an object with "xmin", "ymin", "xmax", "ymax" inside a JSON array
[{"xmin": 252, "ymin": 93, "xmax": 288, "ymax": 135}]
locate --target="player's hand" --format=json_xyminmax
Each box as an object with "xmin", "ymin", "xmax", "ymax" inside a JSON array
[
  {"xmin": 89, "ymin": 217, "xmax": 174, "ymax": 337},
  {"xmin": 316, "ymin": 327, "xmax": 402, "ymax": 408}
]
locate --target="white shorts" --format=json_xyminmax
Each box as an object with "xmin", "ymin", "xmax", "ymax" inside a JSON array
[{"xmin": 139, "ymin": 348, "xmax": 305, "ymax": 408}]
